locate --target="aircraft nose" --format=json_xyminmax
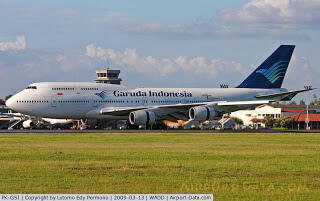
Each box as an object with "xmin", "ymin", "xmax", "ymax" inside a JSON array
[{"xmin": 5, "ymin": 96, "xmax": 15, "ymax": 110}]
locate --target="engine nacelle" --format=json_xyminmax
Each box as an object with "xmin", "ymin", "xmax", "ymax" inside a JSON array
[
  {"xmin": 189, "ymin": 106, "xmax": 216, "ymax": 121},
  {"xmin": 129, "ymin": 110, "xmax": 156, "ymax": 125},
  {"xmin": 22, "ymin": 120, "xmax": 34, "ymax": 129}
]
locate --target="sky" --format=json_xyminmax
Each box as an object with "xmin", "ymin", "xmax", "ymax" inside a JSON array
[{"xmin": 0, "ymin": 0, "xmax": 319, "ymax": 102}]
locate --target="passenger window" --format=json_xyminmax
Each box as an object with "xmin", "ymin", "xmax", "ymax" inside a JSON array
[{"xmin": 26, "ymin": 86, "xmax": 37, "ymax": 89}]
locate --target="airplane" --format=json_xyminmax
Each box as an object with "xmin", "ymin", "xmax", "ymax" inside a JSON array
[{"xmin": 5, "ymin": 45, "xmax": 314, "ymax": 127}]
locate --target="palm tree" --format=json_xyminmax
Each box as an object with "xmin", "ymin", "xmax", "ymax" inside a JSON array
[{"xmin": 262, "ymin": 116, "xmax": 274, "ymax": 128}]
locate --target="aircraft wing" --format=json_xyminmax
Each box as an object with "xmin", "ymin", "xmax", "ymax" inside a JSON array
[
  {"xmin": 100, "ymin": 102, "xmax": 205, "ymax": 116},
  {"xmin": 100, "ymin": 100, "xmax": 272, "ymax": 119},
  {"xmin": 100, "ymin": 106, "xmax": 149, "ymax": 116},
  {"xmin": 255, "ymin": 88, "xmax": 316, "ymax": 101}
]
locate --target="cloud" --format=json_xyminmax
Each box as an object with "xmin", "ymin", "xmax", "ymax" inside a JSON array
[
  {"xmin": 108, "ymin": 0, "xmax": 319, "ymax": 40},
  {"xmin": 56, "ymin": 9, "xmax": 78, "ymax": 15},
  {"xmin": 221, "ymin": 0, "xmax": 320, "ymax": 30},
  {"xmin": 284, "ymin": 54, "xmax": 316, "ymax": 88},
  {"xmin": 55, "ymin": 54, "xmax": 94, "ymax": 72},
  {"xmin": 0, "ymin": 50, "xmax": 94, "ymax": 80},
  {"xmin": 92, "ymin": 11, "xmax": 138, "ymax": 25},
  {"xmin": 56, "ymin": 54, "xmax": 67, "ymax": 62},
  {"xmin": 0, "ymin": 50, "xmax": 98, "ymax": 97},
  {"xmin": 126, "ymin": 23, "xmax": 210, "ymax": 38},
  {"xmin": 86, "ymin": 44, "xmax": 245, "ymax": 77},
  {"xmin": 0, "ymin": 36, "xmax": 26, "ymax": 51}
]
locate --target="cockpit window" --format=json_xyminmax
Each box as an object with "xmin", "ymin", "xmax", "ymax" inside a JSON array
[{"xmin": 26, "ymin": 86, "xmax": 37, "ymax": 89}]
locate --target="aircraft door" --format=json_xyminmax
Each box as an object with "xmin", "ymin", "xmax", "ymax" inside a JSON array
[
  {"xmin": 51, "ymin": 97, "xmax": 57, "ymax": 107},
  {"xmin": 141, "ymin": 96, "xmax": 148, "ymax": 106},
  {"xmin": 92, "ymin": 97, "xmax": 98, "ymax": 108}
]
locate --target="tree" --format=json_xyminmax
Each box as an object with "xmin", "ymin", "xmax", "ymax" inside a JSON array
[
  {"xmin": 5, "ymin": 94, "xmax": 12, "ymax": 101},
  {"xmin": 279, "ymin": 117, "xmax": 293, "ymax": 128},
  {"xmin": 313, "ymin": 94, "xmax": 317, "ymax": 99},
  {"xmin": 262, "ymin": 116, "xmax": 274, "ymax": 128},
  {"xmin": 288, "ymin": 101, "xmax": 297, "ymax": 106},
  {"xmin": 310, "ymin": 94, "xmax": 318, "ymax": 106},
  {"xmin": 233, "ymin": 117, "xmax": 243, "ymax": 125},
  {"xmin": 313, "ymin": 94, "xmax": 317, "ymax": 102},
  {"xmin": 232, "ymin": 117, "xmax": 243, "ymax": 129},
  {"xmin": 274, "ymin": 119, "xmax": 281, "ymax": 128},
  {"xmin": 299, "ymin": 100, "xmax": 306, "ymax": 106}
]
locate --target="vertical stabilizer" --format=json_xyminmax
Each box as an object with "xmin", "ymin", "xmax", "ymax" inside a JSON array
[{"xmin": 237, "ymin": 45, "xmax": 295, "ymax": 88}]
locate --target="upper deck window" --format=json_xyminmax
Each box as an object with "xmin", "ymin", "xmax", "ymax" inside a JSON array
[
  {"xmin": 26, "ymin": 86, "xmax": 37, "ymax": 89},
  {"xmin": 52, "ymin": 87, "xmax": 75, "ymax": 90},
  {"xmin": 81, "ymin": 88, "xmax": 99, "ymax": 90}
]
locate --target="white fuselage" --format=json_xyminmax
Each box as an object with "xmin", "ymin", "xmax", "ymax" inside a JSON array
[{"xmin": 6, "ymin": 82, "xmax": 286, "ymax": 120}]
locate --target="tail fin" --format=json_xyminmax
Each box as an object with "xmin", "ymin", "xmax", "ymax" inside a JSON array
[{"xmin": 237, "ymin": 45, "xmax": 295, "ymax": 88}]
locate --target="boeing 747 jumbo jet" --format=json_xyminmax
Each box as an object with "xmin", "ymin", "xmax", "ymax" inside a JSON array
[{"xmin": 5, "ymin": 45, "xmax": 313, "ymax": 127}]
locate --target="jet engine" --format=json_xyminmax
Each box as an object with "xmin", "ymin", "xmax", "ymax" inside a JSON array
[
  {"xmin": 129, "ymin": 110, "xmax": 156, "ymax": 125},
  {"xmin": 189, "ymin": 106, "xmax": 216, "ymax": 121},
  {"xmin": 22, "ymin": 119, "xmax": 34, "ymax": 129}
]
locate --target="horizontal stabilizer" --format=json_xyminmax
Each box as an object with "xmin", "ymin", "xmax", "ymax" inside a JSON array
[
  {"xmin": 255, "ymin": 88, "xmax": 316, "ymax": 101},
  {"xmin": 216, "ymin": 100, "xmax": 271, "ymax": 106}
]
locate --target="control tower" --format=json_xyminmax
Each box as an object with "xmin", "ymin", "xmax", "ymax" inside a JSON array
[{"xmin": 94, "ymin": 67, "xmax": 122, "ymax": 85}]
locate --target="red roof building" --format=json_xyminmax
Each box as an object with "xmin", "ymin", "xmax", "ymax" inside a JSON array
[
  {"xmin": 282, "ymin": 109, "xmax": 306, "ymax": 113},
  {"xmin": 251, "ymin": 118, "xmax": 264, "ymax": 123},
  {"xmin": 291, "ymin": 113, "xmax": 320, "ymax": 130},
  {"xmin": 291, "ymin": 113, "xmax": 320, "ymax": 122}
]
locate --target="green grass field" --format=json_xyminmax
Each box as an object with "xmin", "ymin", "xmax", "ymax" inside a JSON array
[{"xmin": 0, "ymin": 132, "xmax": 320, "ymax": 200}]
